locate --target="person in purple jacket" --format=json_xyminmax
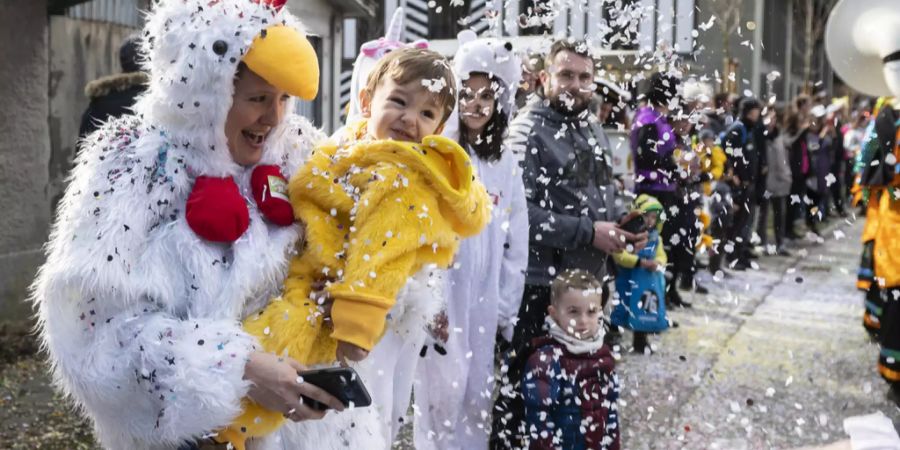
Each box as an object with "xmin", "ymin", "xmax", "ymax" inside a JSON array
[
  {"xmin": 522, "ymin": 269, "xmax": 620, "ymax": 450},
  {"xmin": 630, "ymin": 72, "xmax": 691, "ymax": 307}
]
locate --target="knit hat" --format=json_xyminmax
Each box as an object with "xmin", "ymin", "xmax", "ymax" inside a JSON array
[{"xmin": 634, "ymin": 194, "xmax": 665, "ymax": 230}]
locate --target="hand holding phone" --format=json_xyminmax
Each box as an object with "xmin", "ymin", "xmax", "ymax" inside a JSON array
[
  {"xmin": 298, "ymin": 366, "xmax": 372, "ymax": 411},
  {"xmin": 619, "ymin": 213, "xmax": 647, "ymax": 235}
]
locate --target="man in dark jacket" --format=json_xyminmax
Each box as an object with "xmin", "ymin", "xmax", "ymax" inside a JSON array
[
  {"xmin": 79, "ymin": 35, "xmax": 147, "ymax": 138},
  {"xmin": 492, "ymin": 39, "xmax": 644, "ymax": 450},
  {"xmin": 723, "ymin": 97, "xmax": 763, "ymax": 270},
  {"xmin": 506, "ymin": 39, "xmax": 644, "ymax": 351}
]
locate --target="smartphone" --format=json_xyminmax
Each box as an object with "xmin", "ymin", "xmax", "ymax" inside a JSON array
[
  {"xmin": 298, "ymin": 366, "xmax": 372, "ymax": 411},
  {"xmin": 619, "ymin": 214, "xmax": 646, "ymax": 235}
]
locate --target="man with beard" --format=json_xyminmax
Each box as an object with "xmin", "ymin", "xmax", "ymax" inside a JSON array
[
  {"xmin": 507, "ymin": 38, "xmax": 643, "ymax": 352},
  {"xmin": 494, "ymin": 39, "xmax": 645, "ymax": 449}
]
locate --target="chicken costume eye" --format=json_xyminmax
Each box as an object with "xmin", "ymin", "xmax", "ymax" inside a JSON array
[{"xmin": 212, "ymin": 40, "xmax": 228, "ymax": 56}]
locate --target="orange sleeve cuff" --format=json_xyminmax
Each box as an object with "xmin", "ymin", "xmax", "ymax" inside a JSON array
[{"xmin": 328, "ymin": 289, "xmax": 395, "ymax": 351}]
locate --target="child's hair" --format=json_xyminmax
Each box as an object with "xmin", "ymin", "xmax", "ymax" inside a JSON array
[
  {"xmin": 365, "ymin": 47, "xmax": 457, "ymax": 127},
  {"xmin": 459, "ymin": 73, "xmax": 509, "ymax": 162},
  {"xmin": 550, "ymin": 269, "xmax": 603, "ymax": 304}
]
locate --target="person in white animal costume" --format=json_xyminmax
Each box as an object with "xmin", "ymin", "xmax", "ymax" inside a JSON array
[
  {"xmin": 413, "ymin": 30, "xmax": 529, "ymax": 450},
  {"xmin": 30, "ymin": 0, "xmax": 351, "ymax": 448}
]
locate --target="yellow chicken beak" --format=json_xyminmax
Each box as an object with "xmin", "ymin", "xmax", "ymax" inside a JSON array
[{"xmin": 243, "ymin": 25, "xmax": 319, "ymax": 100}]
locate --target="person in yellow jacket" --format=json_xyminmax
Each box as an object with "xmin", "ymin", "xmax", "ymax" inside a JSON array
[
  {"xmin": 219, "ymin": 47, "xmax": 492, "ymax": 449},
  {"xmin": 693, "ymin": 128, "xmax": 732, "ymax": 275},
  {"xmin": 693, "ymin": 129, "xmax": 727, "ymax": 255},
  {"xmin": 860, "ymin": 188, "xmax": 882, "ymax": 336},
  {"xmin": 867, "ymin": 106, "xmax": 900, "ymax": 398}
]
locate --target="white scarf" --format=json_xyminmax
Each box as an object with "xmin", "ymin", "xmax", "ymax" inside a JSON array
[{"xmin": 545, "ymin": 315, "xmax": 606, "ymax": 355}]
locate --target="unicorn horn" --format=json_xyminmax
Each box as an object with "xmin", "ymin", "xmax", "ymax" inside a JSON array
[{"xmin": 386, "ymin": 7, "xmax": 404, "ymax": 42}]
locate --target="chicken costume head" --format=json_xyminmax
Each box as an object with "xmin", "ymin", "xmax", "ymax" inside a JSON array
[{"xmin": 136, "ymin": 0, "xmax": 317, "ymax": 171}]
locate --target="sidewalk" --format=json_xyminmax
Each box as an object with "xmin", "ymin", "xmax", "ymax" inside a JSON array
[{"xmin": 617, "ymin": 217, "xmax": 900, "ymax": 449}]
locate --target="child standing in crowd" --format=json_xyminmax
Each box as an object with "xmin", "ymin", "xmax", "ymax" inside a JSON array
[
  {"xmin": 522, "ymin": 269, "xmax": 620, "ymax": 450},
  {"xmin": 224, "ymin": 47, "xmax": 492, "ymax": 449},
  {"xmin": 696, "ymin": 129, "xmax": 732, "ymax": 275},
  {"xmin": 611, "ymin": 194, "xmax": 669, "ymax": 354},
  {"xmin": 414, "ymin": 31, "xmax": 529, "ymax": 450},
  {"xmin": 759, "ymin": 107, "xmax": 793, "ymax": 256}
]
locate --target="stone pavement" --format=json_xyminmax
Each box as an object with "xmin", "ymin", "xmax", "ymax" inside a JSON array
[
  {"xmin": 616, "ymin": 217, "xmax": 900, "ymax": 449},
  {"xmin": 2, "ymin": 216, "xmax": 894, "ymax": 449}
]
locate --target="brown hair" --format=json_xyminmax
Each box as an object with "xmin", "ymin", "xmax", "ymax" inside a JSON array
[
  {"xmin": 784, "ymin": 94, "xmax": 812, "ymax": 134},
  {"xmin": 459, "ymin": 73, "xmax": 509, "ymax": 162},
  {"xmin": 550, "ymin": 269, "xmax": 603, "ymax": 304},
  {"xmin": 365, "ymin": 47, "xmax": 457, "ymax": 126},
  {"xmin": 544, "ymin": 39, "xmax": 595, "ymax": 71}
]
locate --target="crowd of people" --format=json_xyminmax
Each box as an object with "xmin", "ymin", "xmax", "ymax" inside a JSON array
[{"xmin": 39, "ymin": 1, "xmax": 881, "ymax": 450}]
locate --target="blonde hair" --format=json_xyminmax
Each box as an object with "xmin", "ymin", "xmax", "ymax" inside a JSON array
[
  {"xmin": 550, "ymin": 269, "xmax": 603, "ymax": 304},
  {"xmin": 365, "ymin": 47, "xmax": 457, "ymax": 126}
]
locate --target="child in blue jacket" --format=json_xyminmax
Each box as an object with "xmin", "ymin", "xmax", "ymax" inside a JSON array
[{"xmin": 611, "ymin": 194, "xmax": 669, "ymax": 354}]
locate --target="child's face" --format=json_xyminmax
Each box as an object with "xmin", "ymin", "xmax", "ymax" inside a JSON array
[
  {"xmin": 360, "ymin": 77, "xmax": 445, "ymax": 142},
  {"xmin": 644, "ymin": 211, "xmax": 658, "ymax": 229},
  {"xmin": 459, "ymin": 73, "xmax": 496, "ymax": 136},
  {"xmin": 549, "ymin": 289, "xmax": 603, "ymax": 339}
]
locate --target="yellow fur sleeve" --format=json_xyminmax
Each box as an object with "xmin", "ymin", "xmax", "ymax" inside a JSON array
[{"xmin": 327, "ymin": 166, "xmax": 455, "ymax": 350}]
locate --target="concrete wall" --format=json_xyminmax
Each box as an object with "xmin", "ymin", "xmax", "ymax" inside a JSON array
[
  {"xmin": 0, "ymin": 10, "xmax": 138, "ymax": 324},
  {"xmin": 48, "ymin": 17, "xmax": 137, "ymax": 210},
  {"xmin": 0, "ymin": 0, "xmax": 51, "ymax": 322},
  {"xmin": 288, "ymin": 0, "xmax": 341, "ymax": 132}
]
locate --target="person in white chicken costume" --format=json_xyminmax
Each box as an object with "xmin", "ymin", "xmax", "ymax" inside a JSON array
[
  {"xmin": 413, "ymin": 30, "xmax": 529, "ymax": 450},
  {"xmin": 30, "ymin": 0, "xmax": 353, "ymax": 449}
]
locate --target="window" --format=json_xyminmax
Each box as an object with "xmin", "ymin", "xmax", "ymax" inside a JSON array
[{"xmin": 295, "ymin": 35, "xmax": 323, "ymax": 127}]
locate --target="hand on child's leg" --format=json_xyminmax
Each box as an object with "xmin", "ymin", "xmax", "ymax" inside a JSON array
[
  {"xmin": 336, "ymin": 340, "xmax": 369, "ymax": 364},
  {"xmin": 428, "ymin": 310, "xmax": 449, "ymax": 344}
]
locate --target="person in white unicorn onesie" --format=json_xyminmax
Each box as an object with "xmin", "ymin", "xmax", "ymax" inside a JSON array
[{"xmin": 414, "ymin": 30, "xmax": 529, "ymax": 450}]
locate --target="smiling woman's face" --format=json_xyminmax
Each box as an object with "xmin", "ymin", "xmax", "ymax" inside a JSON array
[
  {"xmin": 224, "ymin": 66, "xmax": 290, "ymax": 167},
  {"xmin": 459, "ymin": 73, "xmax": 496, "ymax": 137}
]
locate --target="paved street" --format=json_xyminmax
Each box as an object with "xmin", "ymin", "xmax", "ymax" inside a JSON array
[
  {"xmin": 616, "ymin": 217, "xmax": 900, "ymax": 449},
  {"xmin": 3, "ymin": 217, "xmax": 898, "ymax": 449}
]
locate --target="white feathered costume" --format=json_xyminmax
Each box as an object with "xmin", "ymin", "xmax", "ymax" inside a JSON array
[
  {"xmin": 31, "ymin": 1, "xmax": 323, "ymax": 448},
  {"xmin": 414, "ymin": 31, "xmax": 529, "ymax": 450}
]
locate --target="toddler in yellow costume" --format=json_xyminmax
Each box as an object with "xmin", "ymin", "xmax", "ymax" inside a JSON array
[{"xmin": 219, "ymin": 47, "xmax": 491, "ymax": 449}]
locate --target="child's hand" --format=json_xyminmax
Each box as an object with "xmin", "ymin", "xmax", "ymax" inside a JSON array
[
  {"xmin": 336, "ymin": 341, "xmax": 369, "ymax": 364},
  {"xmin": 311, "ymin": 278, "xmax": 335, "ymax": 322},
  {"xmin": 640, "ymin": 259, "xmax": 659, "ymax": 271},
  {"xmin": 428, "ymin": 311, "xmax": 449, "ymax": 344}
]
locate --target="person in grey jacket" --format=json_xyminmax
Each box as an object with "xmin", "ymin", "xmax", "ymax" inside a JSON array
[
  {"xmin": 757, "ymin": 107, "xmax": 792, "ymax": 255},
  {"xmin": 506, "ymin": 39, "xmax": 645, "ymax": 350},
  {"xmin": 493, "ymin": 39, "xmax": 645, "ymax": 450}
]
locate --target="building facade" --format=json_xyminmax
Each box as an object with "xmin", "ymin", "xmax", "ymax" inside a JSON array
[{"xmin": 0, "ymin": 0, "xmax": 375, "ymax": 323}]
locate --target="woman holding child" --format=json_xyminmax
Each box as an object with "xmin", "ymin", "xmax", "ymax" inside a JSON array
[{"xmin": 31, "ymin": 1, "xmax": 349, "ymax": 449}]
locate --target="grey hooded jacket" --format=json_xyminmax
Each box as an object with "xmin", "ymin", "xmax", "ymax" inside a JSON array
[{"xmin": 508, "ymin": 103, "xmax": 626, "ymax": 286}]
